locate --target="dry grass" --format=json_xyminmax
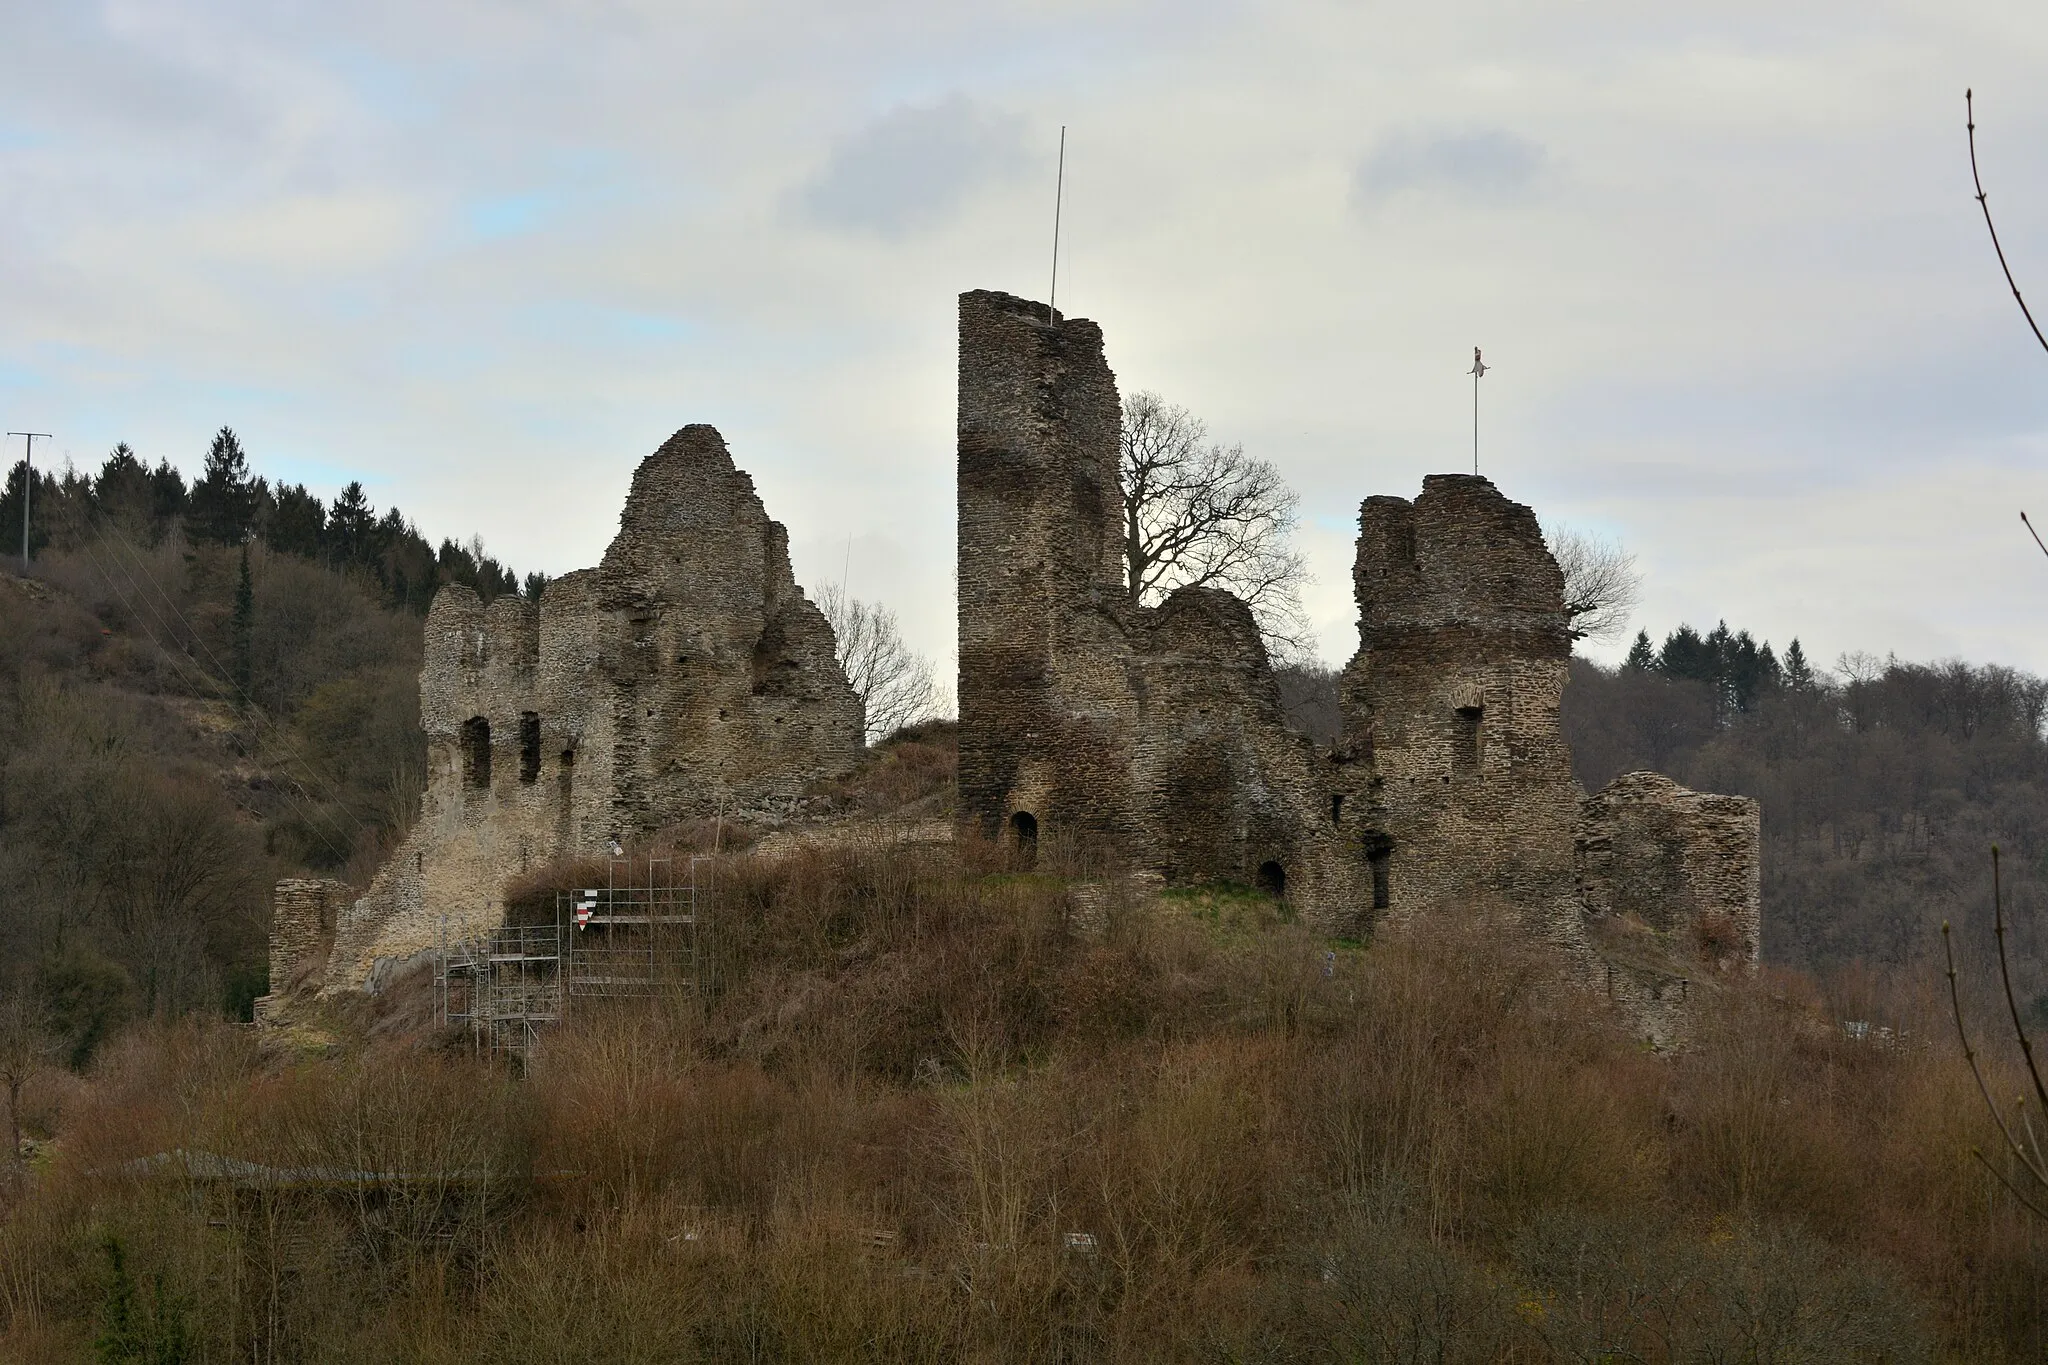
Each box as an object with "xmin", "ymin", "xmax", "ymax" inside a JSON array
[{"xmin": 2, "ymin": 840, "xmax": 2043, "ymax": 1360}]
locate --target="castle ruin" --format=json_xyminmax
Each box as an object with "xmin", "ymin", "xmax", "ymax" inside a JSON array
[
  {"xmin": 954, "ymin": 288, "xmax": 1759, "ymax": 999},
  {"xmin": 318, "ymin": 425, "xmax": 862, "ymax": 988},
  {"xmin": 291, "ymin": 292, "xmax": 1761, "ymax": 1035}
]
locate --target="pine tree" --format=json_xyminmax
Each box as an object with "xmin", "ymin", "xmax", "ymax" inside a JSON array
[
  {"xmin": 1623, "ymin": 629, "xmax": 1656, "ymax": 672},
  {"xmin": 187, "ymin": 426, "xmax": 254, "ymax": 546},
  {"xmin": 1784, "ymin": 638, "xmax": 1816, "ymax": 691},
  {"xmin": 328, "ymin": 481, "xmax": 374, "ymax": 563},
  {"xmin": 1658, "ymin": 625, "xmax": 1716, "ymax": 683},
  {"xmin": 147, "ymin": 460, "xmax": 186, "ymax": 534},
  {"xmin": 231, "ymin": 545, "xmax": 254, "ymax": 699}
]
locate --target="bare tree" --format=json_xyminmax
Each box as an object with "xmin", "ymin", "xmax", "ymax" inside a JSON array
[
  {"xmin": 0, "ymin": 985, "xmax": 52, "ymax": 1181},
  {"xmin": 1120, "ymin": 391, "xmax": 1312, "ymax": 659},
  {"xmin": 1546, "ymin": 525, "xmax": 1641, "ymax": 645},
  {"xmin": 816, "ymin": 583, "xmax": 941, "ymax": 745}
]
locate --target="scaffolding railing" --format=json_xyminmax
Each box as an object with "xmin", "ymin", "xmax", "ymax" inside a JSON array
[{"xmin": 437, "ymin": 856, "xmax": 705, "ymax": 1062}]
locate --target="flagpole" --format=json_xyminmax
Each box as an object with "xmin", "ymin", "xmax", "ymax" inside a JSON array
[{"xmin": 1468, "ymin": 348, "xmax": 1486, "ymax": 476}]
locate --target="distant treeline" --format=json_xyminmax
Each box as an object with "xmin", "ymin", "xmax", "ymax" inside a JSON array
[{"xmin": 2, "ymin": 427, "xmax": 538, "ymax": 611}]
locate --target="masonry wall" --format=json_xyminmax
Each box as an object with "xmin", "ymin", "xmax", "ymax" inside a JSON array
[
  {"xmin": 1576, "ymin": 770, "xmax": 1763, "ymax": 967},
  {"xmin": 255, "ymin": 877, "xmax": 350, "ymax": 1019},
  {"xmin": 955, "ymin": 290, "xmax": 1347, "ymax": 923},
  {"xmin": 323, "ymin": 425, "xmax": 862, "ymax": 989},
  {"xmin": 1336, "ymin": 476, "xmax": 1582, "ymax": 939},
  {"xmin": 956, "ymin": 289, "xmax": 1139, "ymax": 854}
]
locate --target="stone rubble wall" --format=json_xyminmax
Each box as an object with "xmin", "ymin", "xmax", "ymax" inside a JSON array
[
  {"xmin": 1339, "ymin": 475, "xmax": 1583, "ymax": 941},
  {"xmin": 953, "ymin": 287, "xmax": 1764, "ymax": 1005},
  {"xmin": 956, "ymin": 289, "xmax": 1140, "ymax": 855},
  {"xmin": 320, "ymin": 425, "xmax": 862, "ymax": 991},
  {"xmin": 1577, "ymin": 770, "xmax": 1763, "ymax": 966},
  {"xmin": 254, "ymin": 877, "xmax": 351, "ymax": 1020}
]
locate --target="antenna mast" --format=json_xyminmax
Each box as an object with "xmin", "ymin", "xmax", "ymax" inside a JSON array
[
  {"xmin": 7, "ymin": 432, "xmax": 50, "ymax": 571},
  {"xmin": 1049, "ymin": 126, "xmax": 1066, "ymax": 326}
]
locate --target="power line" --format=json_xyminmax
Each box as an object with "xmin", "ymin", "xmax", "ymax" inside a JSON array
[
  {"xmin": 81, "ymin": 533, "xmax": 368, "ymax": 867},
  {"xmin": 76, "ymin": 546, "xmax": 358, "ymax": 868}
]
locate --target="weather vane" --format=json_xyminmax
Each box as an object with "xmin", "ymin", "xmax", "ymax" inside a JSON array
[{"xmin": 1468, "ymin": 347, "xmax": 1488, "ymax": 475}]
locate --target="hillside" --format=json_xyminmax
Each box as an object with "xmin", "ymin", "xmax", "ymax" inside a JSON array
[
  {"xmin": 1, "ymin": 437, "xmax": 532, "ymax": 1050},
  {"xmin": 2, "ymin": 838, "xmax": 2045, "ymax": 1359}
]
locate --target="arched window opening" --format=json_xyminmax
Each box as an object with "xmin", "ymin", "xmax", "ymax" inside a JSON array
[
  {"xmin": 1330, "ymin": 793, "xmax": 1345, "ymax": 825},
  {"xmin": 1010, "ymin": 810, "xmax": 1039, "ymax": 869},
  {"xmin": 519, "ymin": 712, "xmax": 541, "ymax": 784},
  {"xmin": 1257, "ymin": 860, "xmax": 1286, "ymax": 898},
  {"xmin": 461, "ymin": 717, "xmax": 491, "ymax": 789},
  {"xmin": 1453, "ymin": 706, "xmax": 1484, "ymax": 777}
]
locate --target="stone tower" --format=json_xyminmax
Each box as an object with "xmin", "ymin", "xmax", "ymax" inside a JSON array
[
  {"xmin": 956, "ymin": 289, "xmax": 1137, "ymax": 853},
  {"xmin": 1336, "ymin": 474, "xmax": 1580, "ymax": 928}
]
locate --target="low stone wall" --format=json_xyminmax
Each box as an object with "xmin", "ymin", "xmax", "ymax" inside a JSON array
[{"xmin": 1576, "ymin": 771, "xmax": 1762, "ymax": 968}]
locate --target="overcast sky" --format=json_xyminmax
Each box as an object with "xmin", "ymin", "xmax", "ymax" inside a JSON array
[{"xmin": 6, "ymin": 2, "xmax": 2048, "ymax": 683}]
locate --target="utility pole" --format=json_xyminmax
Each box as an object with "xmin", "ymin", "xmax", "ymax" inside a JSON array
[
  {"xmin": 1049, "ymin": 126, "xmax": 1066, "ymax": 326},
  {"xmin": 6, "ymin": 432, "xmax": 50, "ymax": 572},
  {"xmin": 1467, "ymin": 349, "xmax": 1488, "ymax": 475}
]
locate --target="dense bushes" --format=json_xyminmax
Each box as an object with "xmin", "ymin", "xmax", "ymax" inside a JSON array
[{"xmin": 0, "ymin": 842, "xmax": 2040, "ymax": 1359}]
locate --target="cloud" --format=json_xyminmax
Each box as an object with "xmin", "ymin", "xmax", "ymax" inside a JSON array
[
  {"xmin": 1352, "ymin": 127, "xmax": 1548, "ymax": 208},
  {"xmin": 796, "ymin": 95, "xmax": 1029, "ymax": 236}
]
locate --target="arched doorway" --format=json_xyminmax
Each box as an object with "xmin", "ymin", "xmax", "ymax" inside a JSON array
[
  {"xmin": 1010, "ymin": 811, "xmax": 1039, "ymax": 869},
  {"xmin": 1257, "ymin": 860, "xmax": 1286, "ymax": 898}
]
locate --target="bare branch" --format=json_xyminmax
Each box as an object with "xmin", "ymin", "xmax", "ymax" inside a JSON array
[
  {"xmin": 1545, "ymin": 525, "xmax": 1642, "ymax": 645},
  {"xmin": 1943, "ymin": 849, "xmax": 2048, "ymax": 1219},
  {"xmin": 816, "ymin": 584, "xmax": 942, "ymax": 744},
  {"xmin": 1967, "ymin": 90, "xmax": 2048, "ymax": 359},
  {"xmin": 1120, "ymin": 391, "xmax": 1314, "ymax": 659}
]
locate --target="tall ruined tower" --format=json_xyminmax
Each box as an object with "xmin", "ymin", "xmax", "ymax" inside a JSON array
[
  {"xmin": 956, "ymin": 290, "xmax": 1136, "ymax": 850},
  {"xmin": 1338, "ymin": 474, "xmax": 1580, "ymax": 928}
]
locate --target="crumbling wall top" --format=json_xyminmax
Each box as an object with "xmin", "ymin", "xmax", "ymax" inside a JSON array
[{"xmin": 1355, "ymin": 474, "xmax": 1568, "ymax": 650}]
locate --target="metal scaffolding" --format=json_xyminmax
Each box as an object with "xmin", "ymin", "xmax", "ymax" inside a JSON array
[{"xmin": 438, "ymin": 856, "xmax": 703, "ymax": 1061}]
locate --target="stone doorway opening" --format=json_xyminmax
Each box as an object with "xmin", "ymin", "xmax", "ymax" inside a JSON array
[{"xmin": 1010, "ymin": 810, "xmax": 1039, "ymax": 868}]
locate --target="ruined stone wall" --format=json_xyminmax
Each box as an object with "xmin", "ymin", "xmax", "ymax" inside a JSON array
[
  {"xmin": 1337, "ymin": 476, "xmax": 1582, "ymax": 938},
  {"xmin": 324, "ymin": 425, "xmax": 861, "ymax": 989},
  {"xmin": 1124, "ymin": 587, "xmax": 1356, "ymax": 926},
  {"xmin": 255, "ymin": 877, "xmax": 350, "ymax": 1019},
  {"xmin": 956, "ymin": 289, "xmax": 1139, "ymax": 853},
  {"xmin": 1577, "ymin": 771, "xmax": 1763, "ymax": 967},
  {"xmin": 955, "ymin": 290, "xmax": 1345, "ymax": 920},
  {"xmin": 952, "ymin": 290, "xmax": 1763, "ymax": 968}
]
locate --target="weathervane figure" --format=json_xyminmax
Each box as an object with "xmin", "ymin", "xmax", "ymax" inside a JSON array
[{"xmin": 1468, "ymin": 347, "xmax": 1488, "ymax": 475}]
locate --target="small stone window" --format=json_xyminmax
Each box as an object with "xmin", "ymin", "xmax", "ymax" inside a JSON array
[
  {"xmin": 519, "ymin": 712, "xmax": 541, "ymax": 784},
  {"xmin": 1010, "ymin": 811, "xmax": 1039, "ymax": 869},
  {"xmin": 1257, "ymin": 860, "xmax": 1286, "ymax": 898},
  {"xmin": 461, "ymin": 717, "xmax": 491, "ymax": 789},
  {"xmin": 1330, "ymin": 793, "xmax": 1344, "ymax": 825},
  {"xmin": 1453, "ymin": 706, "xmax": 1483, "ymax": 777}
]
